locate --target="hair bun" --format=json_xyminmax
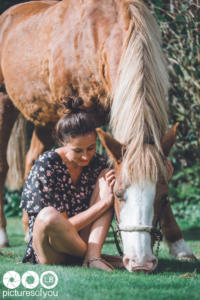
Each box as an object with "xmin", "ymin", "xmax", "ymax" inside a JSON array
[{"xmin": 64, "ymin": 96, "xmax": 84, "ymax": 113}]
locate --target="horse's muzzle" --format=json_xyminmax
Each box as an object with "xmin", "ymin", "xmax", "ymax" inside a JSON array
[{"xmin": 123, "ymin": 255, "xmax": 158, "ymax": 273}]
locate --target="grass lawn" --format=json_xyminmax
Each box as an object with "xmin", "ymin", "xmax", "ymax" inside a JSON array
[{"xmin": 0, "ymin": 217, "xmax": 200, "ymax": 300}]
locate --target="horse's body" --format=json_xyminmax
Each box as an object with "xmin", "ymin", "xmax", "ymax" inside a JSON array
[
  {"xmin": 0, "ymin": 0, "xmax": 194, "ymax": 271},
  {"xmin": 0, "ymin": 0, "xmax": 125, "ymax": 125}
]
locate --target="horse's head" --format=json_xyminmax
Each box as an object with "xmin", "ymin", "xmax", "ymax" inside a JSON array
[{"xmin": 96, "ymin": 124, "xmax": 178, "ymax": 272}]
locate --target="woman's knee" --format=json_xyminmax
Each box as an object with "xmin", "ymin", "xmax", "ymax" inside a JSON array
[{"xmin": 34, "ymin": 206, "xmax": 60, "ymax": 232}]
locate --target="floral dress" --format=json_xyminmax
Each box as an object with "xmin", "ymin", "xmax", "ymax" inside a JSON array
[{"xmin": 20, "ymin": 150, "xmax": 107, "ymax": 264}]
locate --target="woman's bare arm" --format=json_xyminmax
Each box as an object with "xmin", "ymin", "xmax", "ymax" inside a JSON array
[
  {"xmin": 68, "ymin": 200, "xmax": 110, "ymax": 231},
  {"xmin": 62, "ymin": 170, "xmax": 115, "ymax": 232}
]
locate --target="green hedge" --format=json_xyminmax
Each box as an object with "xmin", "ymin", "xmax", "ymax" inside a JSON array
[{"xmin": 144, "ymin": 0, "xmax": 200, "ymax": 221}]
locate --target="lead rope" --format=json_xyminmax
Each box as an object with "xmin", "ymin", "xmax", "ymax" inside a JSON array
[
  {"xmin": 152, "ymin": 227, "xmax": 162, "ymax": 258},
  {"xmin": 111, "ymin": 215, "xmax": 123, "ymax": 257},
  {"xmin": 153, "ymin": 195, "xmax": 170, "ymax": 257}
]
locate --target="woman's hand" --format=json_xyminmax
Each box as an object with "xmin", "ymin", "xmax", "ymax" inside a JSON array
[{"xmin": 99, "ymin": 169, "xmax": 116, "ymax": 209}]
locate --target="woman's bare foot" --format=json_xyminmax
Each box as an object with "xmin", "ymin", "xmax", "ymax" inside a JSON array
[
  {"xmin": 82, "ymin": 257, "xmax": 114, "ymax": 271},
  {"xmin": 101, "ymin": 254, "xmax": 124, "ymax": 269}
]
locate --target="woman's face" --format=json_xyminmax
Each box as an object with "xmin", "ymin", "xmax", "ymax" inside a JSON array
[{"xmin": 63, "ymin": 132, "xmax": 96, "ymax": 167}]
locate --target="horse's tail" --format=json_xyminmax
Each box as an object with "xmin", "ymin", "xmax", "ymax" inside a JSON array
[
  {"xmin": 110, "ymin": 0, "xmax": 169, "ymax": 184},
  {"xmin": 5, "ymin": 113, "xmax": 27, "ymax": 190}
]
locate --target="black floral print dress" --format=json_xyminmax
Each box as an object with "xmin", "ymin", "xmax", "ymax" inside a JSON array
[{"xmin": 20, "ymin": 150, "xmax": 107, "ymax": 264}]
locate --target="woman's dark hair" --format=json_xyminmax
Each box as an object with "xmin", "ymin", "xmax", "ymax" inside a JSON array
[{"xmin": 56, "ymin": 96, "xmax": 97, "ymax": 144}]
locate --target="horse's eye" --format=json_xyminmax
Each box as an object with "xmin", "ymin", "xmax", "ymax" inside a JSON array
[{"xmin": 114, "ymin": 191, "xmax": 124, "ymax": 200}]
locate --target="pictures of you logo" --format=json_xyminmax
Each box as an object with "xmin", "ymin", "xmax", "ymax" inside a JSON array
[{"xmin": 2, "ymin": 271, "xmax": 58, "ymax": 298}]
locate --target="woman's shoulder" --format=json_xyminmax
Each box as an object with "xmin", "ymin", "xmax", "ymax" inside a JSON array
[
  {"xmin": 33, "ymin": 150, "xmax": 62, "ymax": 171},
  {"xmin": 37, "ymin": 149, "xmax": 61, "ymax": 164}
]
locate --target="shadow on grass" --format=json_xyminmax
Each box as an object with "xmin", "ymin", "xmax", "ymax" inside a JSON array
[
  {"xmin": 154, "ymin": 258, "xmax": 200, "ymax": 274},
  {"xmin": 182, "ymin": 227, "xmax": 200, "ymax": 241},
  {"xmin": 106, "ymin": 258, "xmax": 200, "ymax": 275}
]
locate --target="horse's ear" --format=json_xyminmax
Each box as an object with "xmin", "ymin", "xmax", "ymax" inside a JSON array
[
  {"xmin": 96, "ymin": 128, "xmax": 124, "ymax": 164},
  {"xmin": 161, "ymin": 123, "xmax": 179, "ymax": 156}
]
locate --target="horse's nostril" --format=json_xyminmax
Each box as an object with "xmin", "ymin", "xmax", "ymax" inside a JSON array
[
  {"xmin": 152, "ymin": 258, "xmax": 157, "ymax": 264},
  {"xmin": 123, "ymin": 256, "xmax": 135, "ymax": 269},
  {"xmin": 152, "ymin": 257, "xmax": 158, "ymax": 268},
  {"xmin": 146, "ymin": 257, "xmax": 158, "ymax": 271},
  {"xmin": 123, "ymin": 257, "xmax": 130, "ymax": 266}
]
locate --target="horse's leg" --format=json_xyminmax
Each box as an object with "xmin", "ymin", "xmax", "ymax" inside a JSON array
[
  {"xmin": 23, "ymin": 126, "xmax": 55, "ymax": 243},
  {"xmin": 0, "ymin": 92, "xmax": 18, "ymax": 247},
  {"xmin": 161, "ymin": 202, "xmax": 194, "ymax": 260}
]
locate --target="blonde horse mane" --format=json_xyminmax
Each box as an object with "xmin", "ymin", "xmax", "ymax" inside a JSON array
[{"xmin": 110, "ymin": 0, "xmax": 169, "ymax": 184}]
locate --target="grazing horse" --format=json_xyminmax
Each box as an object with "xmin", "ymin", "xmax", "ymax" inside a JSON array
[
  {"xmin": 0, "ymin": 0, "xmax": 194, "ymax": 269},
  {"xmin": 97, "ymin": 126, "xmax": 190, "ymax": 272}
]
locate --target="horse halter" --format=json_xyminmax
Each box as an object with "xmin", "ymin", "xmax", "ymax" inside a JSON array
[{"xmin": 112, "ymin": 194, "xmax": 169, "ymax": 257}]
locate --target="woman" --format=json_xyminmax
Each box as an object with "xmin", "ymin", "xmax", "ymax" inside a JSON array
[{"xmin": 20, "ymin": 97, "xmax": 118, "ymax": 271}]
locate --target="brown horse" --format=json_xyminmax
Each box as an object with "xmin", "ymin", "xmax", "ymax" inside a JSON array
[
  {"xmin": 96, "ymin": 126, "xmax": 193, "ymax": 271},
  {"xmin": 0, "ymin": 0, "xmax": 194, "ymax": 270}
]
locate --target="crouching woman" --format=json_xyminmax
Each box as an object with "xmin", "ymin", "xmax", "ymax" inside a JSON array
[{"xmin": 20, "ymin": 97, "xmax": 118, "ymax": 271}]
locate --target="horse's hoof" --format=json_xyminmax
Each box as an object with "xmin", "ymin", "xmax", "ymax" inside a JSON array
[
  {"xmin": 0, "ymin": 229, "xmax": 9, "ymax": 247},
  {"xmin": 168, "ymin": 239, "xmax": 195, "ymax": 260},
  {"xmin": 177, "ymin": 254, "xmax": 198, "ymax": 262}
]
